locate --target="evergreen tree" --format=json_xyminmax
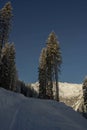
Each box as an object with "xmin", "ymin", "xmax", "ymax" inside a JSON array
[
  {"xmin": 46, "ymin": 32, "xmax": 62, "ymax": 100},
  {"xmin": 38, "ymin": 48, "xmax": 47, "ymax": 98},
  {"xmin": 1, "ymin": 43, "xmax": 17, "ymax": 90},
  {"xmin": 82, "ymin": 77, "xmax": 87, "ymax": 110},
  {"xmin": 0, "ymin": 2, "xmax": 13, "ymax": 86},
  {"xmin": 8, "ymin": 43, "xmax": 17, "ymax": 90},
  {"xmin": 0, "ymin": 2, "xmax": 12, "ymax": 48},
  {"xmin": 38, "ymin": 32, "xmax": 62, "ymax": 100}
]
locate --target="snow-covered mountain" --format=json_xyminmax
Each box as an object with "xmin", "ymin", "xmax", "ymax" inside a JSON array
[
  {"xmin": 31, "ymin": 82, "xmax": 83, "ymax": 111},
  {"xmin": 0, "ymin": 88, "xmax": 87, "ymax": 130}
]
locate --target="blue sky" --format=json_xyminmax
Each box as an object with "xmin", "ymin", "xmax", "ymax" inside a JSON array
[{"xmin": 0, "ymin": 0, "xmax": 87, "ymax": 83}]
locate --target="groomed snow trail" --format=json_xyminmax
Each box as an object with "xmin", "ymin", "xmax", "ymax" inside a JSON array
[{"xmin": 0, "ymin": 88, "xmax": 87, "ymax": 130}]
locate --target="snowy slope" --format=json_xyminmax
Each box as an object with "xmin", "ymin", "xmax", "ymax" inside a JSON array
[
  {"xmin": 59, "ymin": 82, "xmax": 83, "ymax": 111},
  {"xmin": 31, "ymin": 82, "xmax": 82, "ymax": 98},
  {"xmin": 59, "ymin": 82, "xmax": 82, "ymax": 98},
  {"xmin": 0, "ymin": 88, "xmax": 87, "ymax": 130},
  {"xmin": 31, "ymin": 82, "xmax": 83, "ymax": 110}
]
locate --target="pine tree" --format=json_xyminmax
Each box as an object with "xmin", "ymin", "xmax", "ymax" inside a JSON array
[
  {"xmin": 0, "ymin": 2, "xmax": 13, "ymax": 86},
  {"xmin": 38, "ymin": 48, "xmax": 47, "ymax": 98},
  {"xmin": 8, "ymin": 43, "xmax": 17, "ymax": 90},
  {"xmin": 46, "ymin": 32, "xmax": 62, "ymax": 100},
  {"xmin": 1, "ymin": 43, "xmax": 17, "ymax": 90},
  {"xmin": 38, "ymin": 32, "xmax": 62, "ymax": 100},
  {"xmin": 0, "ymin": 2, "xmax": 12, "ymax": 48},
  {"xmin": 82, "ymin": 77, "xmax": 87, "ymax": 109}
]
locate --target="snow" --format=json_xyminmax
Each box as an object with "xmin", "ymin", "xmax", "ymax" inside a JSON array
[
  {"xmin": 31, "ymin": 82, "xmax": 82, "ymax": 98},
  {"xmin": 59, "ymin": 82, "xmax": 82, "ymax": 98},
  {"xmin": 31, "ymin": 82, "xmax": 83, "ymax": 110},
  {"xmin": 31, "ymin": 82, "xmax": 39, "ymax": 93},
  {"xmin": 0, "ymin": 88, "xmax": 87, "ymax": 130},
  {"xmin": 58, "ymin": 82, "xmax": 83, "ymax": 111}
]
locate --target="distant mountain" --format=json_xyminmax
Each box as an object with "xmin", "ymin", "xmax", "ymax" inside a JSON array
[
  {"xmin": 30, "ymin": 82, "xmax": 83, "ymax": 111},
  {"xmin": 0, "ymin": 88, "xmax": 87, "ymax": 130}
]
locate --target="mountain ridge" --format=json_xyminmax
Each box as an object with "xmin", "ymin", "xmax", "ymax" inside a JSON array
[{"xmin": 30, "ymin": 82, "xmax": 83, "ymax": 111}]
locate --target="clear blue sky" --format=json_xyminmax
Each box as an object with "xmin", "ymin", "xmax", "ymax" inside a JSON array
[{"xmin": 0, "ymin": 0, "xmax": 87, "ymax": 83}]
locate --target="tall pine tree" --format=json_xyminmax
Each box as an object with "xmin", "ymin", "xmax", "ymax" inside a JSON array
[
  {"xmin": 0, "ymin": 2, "xmax": 12, "ymax": 48},
  {"xmin": 1, "ymin": 43, "xmax": 17, "ymax": 90},
  {"xmin": 46, "ymin": 32, "xmax": 62, "ymax": 100},
  {"xmin": 39, "ymin": 48, "xmax": 47, "ymax": 98},
  {"xmin": 38, "ymin": 32, "xmax": 62, "ymax": 100},
  {"xmin": 0, "ymin": 2, "xmax": 13, "ymax": 86}
]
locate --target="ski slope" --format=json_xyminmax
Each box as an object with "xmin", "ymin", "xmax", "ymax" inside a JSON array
[{"xmin": 0, "ymin": 88, "xmax": 87, "ymax": 130}]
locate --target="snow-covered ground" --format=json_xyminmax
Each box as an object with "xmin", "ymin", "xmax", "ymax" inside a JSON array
[{"xmin": 0, "ymin": 88, "xmax": 87, "ymax": 130}]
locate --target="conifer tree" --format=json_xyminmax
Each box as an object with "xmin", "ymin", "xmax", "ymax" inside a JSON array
[
  {"xmin": 82, "ymin": 76, "xmax": 87, "ymax": 112},
  {"xmin": 8, "ymin": 43, "xmax": 17, "ymax": 90},
  {"xmin": 46, "ymin": 32, "xmax": 62, "ymax": 100},
  {"xmin": 0, "ymin": 2, "xmax": 12, "ymax": 48},
  {"xmin": 39, "ymin": 48, "xmax": 47, "ymax": 98},
  {"xmin": 38, "ymin": 32, "xmax": 62, "ymax": 100},
  {"xmin": 1, "ymin": 43, "xmax": 10, "ymax": 89},
  {"xmin": 0, "ymin": 2, "xmax": 13, "ymax": 86},
  {"xmin": 1, "ymin": 43, "xmax": 17, "ymax": 90}
]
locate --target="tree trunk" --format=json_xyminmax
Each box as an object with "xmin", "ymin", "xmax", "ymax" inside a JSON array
[{"xmin": 55, "ymin": 65, "xmax": 59, "ymax": 101}]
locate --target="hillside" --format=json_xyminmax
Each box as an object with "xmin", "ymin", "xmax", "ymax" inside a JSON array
[
  {"xmin": 31, "ymin": 82, "xmax": 83, "ymax": 111},
  {"xmin": 0, "ymin": 88, "xmax": 87, "ymax": 130}
]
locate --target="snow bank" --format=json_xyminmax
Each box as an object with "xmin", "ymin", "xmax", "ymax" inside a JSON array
[{"xmin": 0, "ymin": 88, "xmax": 87, "ymax": 130}]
